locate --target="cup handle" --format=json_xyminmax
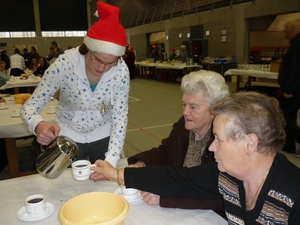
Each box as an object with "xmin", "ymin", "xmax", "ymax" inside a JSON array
[{"xmin": 90, "ymin": 164, "xmax": 96, "ymax": 173}]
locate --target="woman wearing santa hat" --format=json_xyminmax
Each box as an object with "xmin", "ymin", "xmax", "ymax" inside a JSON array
[{"xmin": 21, "ymin": 2, "xmax": 129, "ymax": 167}]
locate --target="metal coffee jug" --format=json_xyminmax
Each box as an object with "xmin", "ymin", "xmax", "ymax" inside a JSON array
[{"xmin": 36, "ymin": 136, "xmax": 78, "ymax": 179}]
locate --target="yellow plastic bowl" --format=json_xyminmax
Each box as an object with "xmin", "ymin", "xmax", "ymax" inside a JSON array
[
  {"xmin": 13, "ymin": 93, "xmax": 31, "ymax": 104},
  {"xmin": 58, "ymin": 192, "xmax": 130, "ymax": 225}
]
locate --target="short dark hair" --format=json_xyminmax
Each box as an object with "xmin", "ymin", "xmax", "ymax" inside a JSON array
[{"xmin": 51, "ymin": 41, "xmax": 58, "ymax": 46}]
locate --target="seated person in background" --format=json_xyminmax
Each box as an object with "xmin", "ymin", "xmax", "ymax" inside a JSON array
[
  {"xmin": 10, "ymin": 48, "xmax": 25, "ymax": 76},
  {"xmin": 0, "ymin": 60, "xmax": 10, "ymax": 87},
  {"xmin": 92, "ymin": 91, "xmax": 300, "ymax": 225},
  {"xmin": 168, "ymin": 48, "xmax": 177, "ymax": 61},
  {"xmin": 0, "ymin": 50, "xmax": 10, "ymax": 69},
  {"xmin": 29, "ymin": 46, "xmax": 40, "ymax": 63},
  {"xmin": 34, "ymin": 57, "xmax": 49, "ymax": 77},
  {"xmin": 127, "ymin": 70, "xmax": 229, "ymax": 217},
  {"xmin": 51, "ymin": 41, "xmax": 64, "ymax": 58},
  {"xmin": 29, "ymin": 58, "xmax": 39, "ymax": 72},
  {"xmin": 46, "ymin": 47, "xmax": 55, "ymax": 61},
  {"xmin": 22, "ymin": 48, "xmax": 30, "ymax": 68}
]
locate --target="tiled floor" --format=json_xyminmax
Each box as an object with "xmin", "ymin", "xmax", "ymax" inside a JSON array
[{"xmin": 1, "ymin": 76, "xmax": 300, "ymax": 180}]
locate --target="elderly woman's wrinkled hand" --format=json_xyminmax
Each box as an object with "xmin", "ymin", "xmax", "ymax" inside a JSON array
[
  {"xmin": 140, "ymin": 191, "xmax": 160, "ymax": 205},
  {"xmin": 90, "ymin": 160, "xmax": 117, "ymax": 182}
]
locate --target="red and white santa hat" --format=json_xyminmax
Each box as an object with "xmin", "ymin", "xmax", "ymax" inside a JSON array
[{"xmin": 84, "ymin": 2, "xmax": 127, "ymax": 56}]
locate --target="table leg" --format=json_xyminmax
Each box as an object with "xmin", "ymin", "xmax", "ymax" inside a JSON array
[
  {"xmin": 14, "ymin": 87, "xmax": 19, "ymax": 94},
  {"xmin": 236, "ymin": 76, "xmax": 240, "ymax": 92},
  {"xmin": 5, "ymin": 137, "xmax": 39, "ymax": 178},
  {"xmin": 5, "ymin": 138, "xmax": 19, "ymax": 178}
]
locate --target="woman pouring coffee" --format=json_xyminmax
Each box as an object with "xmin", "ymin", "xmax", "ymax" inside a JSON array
[{"xmin": 21, "ymin": 2, "xmax": 129, "ymax": 167}]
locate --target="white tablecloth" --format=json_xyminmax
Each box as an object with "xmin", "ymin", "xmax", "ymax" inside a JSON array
[
  {"xmin": 0, "ymin": 76, "xmax": 41, "ymax": 90},
  {"xmin": 224, "ymin": 69, "xmax": 278, "ymax": 79},
  {"xmin": 0, "ymin": 97, "xmax": 57, "ymax": 138},
  {"xmin": 135, "ymin": 62, "xmax": 202, "ymax": 70},
  {"xmin": 0, "ymin": 159, "xmax": 227, "ymax": 225}
]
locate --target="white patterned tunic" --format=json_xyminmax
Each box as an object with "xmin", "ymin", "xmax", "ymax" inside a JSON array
[{"xmin": 21, "ymin": 47, "xmax": 130, "ymax": 167}]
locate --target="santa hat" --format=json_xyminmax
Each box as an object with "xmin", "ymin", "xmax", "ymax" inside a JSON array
[{"xmin": 84, "ymin": 2, "xmax": 126, "ymax": 56}]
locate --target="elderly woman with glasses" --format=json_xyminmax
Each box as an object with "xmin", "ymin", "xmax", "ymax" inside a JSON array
[{"xmin": 21, "ymin": 2, "xmax": 129, "ymax": 167}]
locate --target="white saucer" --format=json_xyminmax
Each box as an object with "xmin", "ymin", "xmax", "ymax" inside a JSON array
[
  {"xmin": 47, "ymin": 110, "xmax": 56, "ymax": 114},
  {"xmin": 0, "ymin": 106, "xmax": 8, "ymax": 110},
  {"xmin": 114, "ymin": 188, "xmax": 143, "ymax": 203},
  {"xmin": 11, "ymin": 114, "xmax": 20, "ymax": 118},
  {"xmin": 17, "ymin": 202, "xmax": 55, "ymax": 222}
]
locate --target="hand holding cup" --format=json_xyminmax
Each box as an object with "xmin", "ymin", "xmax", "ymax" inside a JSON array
[{"xmin": 71, "ymin": 160, "xmax": 96, "ymax": 181}]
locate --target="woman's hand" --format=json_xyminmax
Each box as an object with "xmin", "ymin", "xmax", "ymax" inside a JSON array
[
  {"xmin": 140, "ymin": 191, "xmax": 160, "ymax": 205},
  {"xmin": 127, "ymin": 161, "xmax": 145, "ymax": 168},
  {"xmin": 90, "ymin": 160, "xmax": 119, "ymax": 182},
  {"xmin": 283, "ymin": 92, "xmax": 293, "ymax": 98},
  {"xmin": 35, "ymin": 121, "xmax": 60, "ymax": 145}
]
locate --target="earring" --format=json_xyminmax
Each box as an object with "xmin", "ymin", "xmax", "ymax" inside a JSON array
[{"xmin": 246, "ymin": 151, "xmax": 250, "ymax": 155}]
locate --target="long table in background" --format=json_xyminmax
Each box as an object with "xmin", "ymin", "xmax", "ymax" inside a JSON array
[
  {"xmin": 0, "ymin": 76, "xmax": 41, "ymax": 94},
  {"xmin": 224, "ymin": 69, "xmax": 279, "ymax": 92},
  {"xmin": 135, "ymin": 62, "xmax": 202, "ymax": 82},
  {"xmin": 0, "ymin": 158, "xmax": 227, "ymax": 225},
  {"xmin": 0, "ymin": 97, "xmax": 57, "ymax": 178}
]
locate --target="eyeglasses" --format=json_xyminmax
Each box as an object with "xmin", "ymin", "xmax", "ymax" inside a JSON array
[{"xmin": 90, "ymin": 52, "xmax": 119, "ymax": 67}]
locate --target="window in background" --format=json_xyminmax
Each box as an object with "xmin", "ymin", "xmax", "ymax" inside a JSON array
[
  {"xmin": 10, "ymin": 32, "xmax": 36, "ymax": 38},
  {"xmin": 65, "ymin": 31, "xmax": 87, "ymax": 37},
  {"xmin": 0, "ymin": 32, "xmax": 10, "ymax": 38},
  {"xmin": 41, "ymin": 31, "xmax": 86, "ymax": 37},
  {"xmin": 42, "ymin": 31, "xmax": 65, "ymax": 37}
]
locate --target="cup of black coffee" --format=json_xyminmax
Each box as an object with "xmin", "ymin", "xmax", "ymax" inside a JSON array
[
  {"xmin": 25, "ymin": 194, "xmax": 46, "ymax": 216},
  {"xmin": 71, "ymin": 160, "xmax": 95, "ymax": 181}
]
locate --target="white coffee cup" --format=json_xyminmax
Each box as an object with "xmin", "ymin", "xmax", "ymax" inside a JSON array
[
  {"xmin": 13, "ymin": 108, "xmax": 21, "ymax": 116},
  {"xmin": 71, "ymin": 160, "xmax": 95, "ymax": 181},
  {"xmin": 120, "ymin": 185, "xmax": 139, "ymax": 200},
  {"xmin": 10, "ymin": 95, "xmax": 14, "ymax": 101},
  {"xmin": 25, "ymin": 194, "xmax": 46, "ymax": 216},
  {"xmin": 0, "ymin": 102, "xmax": 7, "ymax": 108}
]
